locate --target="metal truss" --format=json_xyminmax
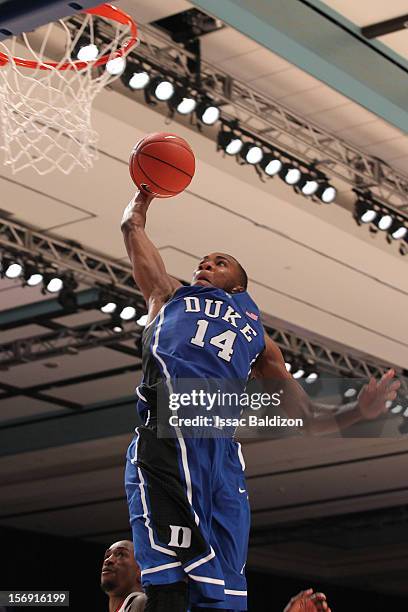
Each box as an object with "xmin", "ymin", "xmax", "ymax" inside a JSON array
[
  {"xmin": 268, "ymin": 327, "xmax": 406, "ymax": 385},
  {"xmin": 115, "ymin": 22, "xmax": 408, "ymax": 214},
  {"xmin": 0, "ymin": 319, "xmax": 142, "ymax": 368},
  {"xmin": 0, "ymin": 216, "xmax": 139, "ymax": 296},
  {"xmin": 0, "ymin": 215, "xmax": 406, "ymax": 387}
]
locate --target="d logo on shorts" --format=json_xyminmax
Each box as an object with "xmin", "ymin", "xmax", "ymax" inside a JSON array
[{"xmin": 168, "ymin": 525, "xmax": 192, "ymax": 548}]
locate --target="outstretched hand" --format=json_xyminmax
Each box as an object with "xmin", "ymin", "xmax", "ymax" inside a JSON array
[
  {"xmin": 357, "ymin": 369, "xmax": 401, "ymax": 420},
  {"xmin": 283, "ymin": 589, "xmax": 331, "ymax": 612}
]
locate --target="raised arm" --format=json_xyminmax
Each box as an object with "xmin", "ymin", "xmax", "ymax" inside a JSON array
[
  {"xmin": 253, "ymin": 332, "xmax": 400, "ymax": 435},
  {"xmin": 121, "ymin": 190, "xmax": 182, "ymax": 319}
]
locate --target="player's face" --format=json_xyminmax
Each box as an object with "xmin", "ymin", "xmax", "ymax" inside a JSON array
[
  {"xmin": 192, "ymin": 253, "xmax": 242, "ymax": 292},
  {"xmin": 100, "ymin": 541, "xmax": 140, "ymax": 595}
]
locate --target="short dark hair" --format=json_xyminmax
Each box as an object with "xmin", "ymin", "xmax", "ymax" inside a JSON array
[{"xmin": 230, "ymin": 256, "xmax": 248, "ymax": 290}]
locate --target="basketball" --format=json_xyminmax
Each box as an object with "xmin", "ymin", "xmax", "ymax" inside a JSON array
[{"xmin": 129, "ymin": 132, "xmax": 195, "ymax": 198}]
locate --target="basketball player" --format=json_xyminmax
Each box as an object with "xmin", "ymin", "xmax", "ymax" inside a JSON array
[
  {"xmin": 121, "ymin": 189, "xmax": 399, "ymax": 612},
  {"xmin": 101, "ymin": 540, "xmax": 147, "ymax": 612}
]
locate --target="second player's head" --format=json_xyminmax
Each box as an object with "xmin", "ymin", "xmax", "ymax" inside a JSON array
[
  {"xmin": 192, "ymin": 253, "xmax": 248, "ymax": 293},
  {"xmin": 100, "ymin": 540, "xmax": 141, "ymax": 597}
]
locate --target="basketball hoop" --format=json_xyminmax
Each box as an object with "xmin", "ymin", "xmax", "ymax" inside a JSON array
[{"xmin": 0, "ymin": 4, "xmax": 138, "ymax": 175}]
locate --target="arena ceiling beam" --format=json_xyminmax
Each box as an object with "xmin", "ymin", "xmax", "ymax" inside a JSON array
[
  {"xmin": 0, "ymin": 394, "xmax": 139, "ymax": 457},
  {"xmin": 0, "ymin": 319, "xmax": 143, "ymax": 368},
  {"xmin": 0, "ymin": 288, "xmax": 99, "ymax": 329},
  {"xmin": 191, "ymin": 0, "xmax": 408, "ymax": 135}
]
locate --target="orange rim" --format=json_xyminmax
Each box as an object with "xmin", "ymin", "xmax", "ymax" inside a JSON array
[{"xmin": 0, "ymin": 3, "xmax": 138, "ymax": 70}]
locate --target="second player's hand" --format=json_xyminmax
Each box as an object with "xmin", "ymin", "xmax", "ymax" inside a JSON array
[
  {"xmin": 283, "ymin": 589, "xmax": 331, "ymax": 612},
  {"xmin": 357, "ymin": 369, "xmax": 401, "ymax": 420}
]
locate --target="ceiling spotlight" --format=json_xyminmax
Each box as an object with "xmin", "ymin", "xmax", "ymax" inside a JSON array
[
  {"xmin": 241, "ymin": 143, "xmax": 264, "ymax": 165},
  {"xmin": 355, "ymin": 198, "xmax": 377, "ymax": 224},
  {"xmin": 377, "ymin": 213, "xmax": 393, "ymax": 231},
  {"xmin": 292, "ymin": 367, "xmax": 305, "ymax": 379},
  {"xmin": 279, "ymin": 163, "xmax": 302, "ymax": 186},
  {"xmin": 101, "ymin": 301, "xmax": 117, "ymax": 314},
  {"xmin": 196, "ymin": 101, "xmax": 220, "ymax": 125},
  {"xmin": 47, "ymin": 278, "xmax": 63, "ymax": 293},
  {"xmin": 261, "ymin": 154, "xmax": 282, "ymax": 177},
  {"xmin": 43, "ymin": 271, "xmax": 63, "ymax": 294},
  {"xmin": 305, "ymin": 371, "xmax": 319, "ymax": 384},
  {"xmin": 298, "ymin": 175, "xmax": 319, "ymax": 196},
  {"xmin": 2, "ymin": 258, "xmax": 22, "ymax": 279},
  {"xmin": 177, "ymin": 96, "xmax": 197, "ymax": 114},
  {"xmin": 149, "ymin": 76, "xmax": 175, "ymax": 101},
  {"xmin": 76, "ymin": 42, "xmax": 99, "ymax": 62},
  {"xmin": 344, "ymin": 386, "xmax": 358, "ymax": 399},
  {"xmin": 22, "ymin": 261, "xmax": 43, "ymax": 287},
  {"xmin": 121, "ymin": 63, "xmax": 150, "ymax": 90},
  {"xmin": 390, "ymin": 224, "xmax": 407, "ymax": 240},
  {"xmin": 110, "ymin": 314, "xmax": 123, "ymax": 333},
  {"xmin": 285, "ymin": 362, "xmax": 292, "ymax": 372},
  {"xmin": 218, "ymin": 130, "xmax": 243, "ymax": 156},
  {"xmin": 27, "ymin": 273, "xmax": 43, "ymax": 286},
  {"xmin": 317, "ymin": 183, "xmax": 337, "ymax": 203},
  {"xmin": 120, "ymin": 305, "xmax": 137, "ymax": 321},
  {"xmin": 391, "ymin": 404, "xmax": 403, "ymax": 414},
  {"xmin": 169, "ymin": 88, "xmax": 197, "ymax": 115},
  {"xmin": 106, "ymin": 55, "xmax": 126, "ymax": 76},
  {"xmin": 137, "ymin": 313, "xmax": 148, "ymax": 326}
]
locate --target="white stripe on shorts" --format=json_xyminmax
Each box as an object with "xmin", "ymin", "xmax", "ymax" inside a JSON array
[{"xmin": 141, "ymin": 561, "xmax": 182, "ymax": 576}]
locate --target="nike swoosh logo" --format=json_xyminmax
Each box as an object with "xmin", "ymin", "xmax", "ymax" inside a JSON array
[{"xmin": 239, "ymin": 488, "xmax": 246, "ymax": 493}]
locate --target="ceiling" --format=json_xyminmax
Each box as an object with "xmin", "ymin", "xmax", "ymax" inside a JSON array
[
  {"xmin": 321, "ymin": 0, "xmax": 408, "ymax": 61},
  {"xmin": 0, "ymin": 0, "xmax": 408, "ymax": 601}
]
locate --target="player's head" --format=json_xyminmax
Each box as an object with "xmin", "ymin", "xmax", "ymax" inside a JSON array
[
  {"xmin": 100, "ymin": 540, "xmax": 141, "ymax": 597},
  {"xmin": 192, "ymin": 253, "xmax": 248, "ymax": 293}
]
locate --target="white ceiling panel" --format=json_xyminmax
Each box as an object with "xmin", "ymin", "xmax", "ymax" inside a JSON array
[
  {"xmin": 390, "ymin": 154, "xmax": 408, "ymax": 173},
  {"xmin": 56, "ymin": 309, "xmax": 107, "ymax": 327},
  {"xmin": 0, "ymin": 281, "xmax": 48, "ymax": 310},
  {"xmin": 381, "ymin": 30, "xmax": 408, "ymax": 60},
  {"xmin": 46, "ymin": 370, "xmax": 141, "ymax": 404},
  {"xmin": 0, "ymin": 346, "xmax": 136, "ymax": 388},
  {"xmin": 365, "ymin": 137, "xmax": 408, "ymax": 160},
  {"xmin": 307, "ymin": 102, "xmax": 379, "ymax": 132},
  {"xmin": 319, "ymin": 0, "xmax": 408, "ymax": 61},
  {"xmin": 278, "ymin": 84, "xmax": 350, "ymax": 116},
  {"xmin": 251, "ymin": 66, "xmax": 323, "ymax": 100},
  {"xmin": 0, "ymin": 322, "xmax": 48, "ymax": 344},
  {"xmin": 319, "ymin": 1, "xmax": 408, "ymax": 27},
  {"xmin": 336, "ymin": 119, "xmax": 406, "ymax": 147},
  {"xmin": 200, "ymin": 27, "xmax": 259, "ymax": 63},
  {"xmin": 0, "ymin": 396, "xmax": 60, "ymax": 423},
  {"xmin": 0, "ymin": 173, "xmax": 93, "ymax": 230},
  {"xmin": 117, "ymin": 0, "xmax": 191, "ymax": 25},
  {"xmin": 218, "ymin": 47, "xmax": 293, "ymax": 81}
]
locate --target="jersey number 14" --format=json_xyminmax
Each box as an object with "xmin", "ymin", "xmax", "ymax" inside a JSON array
[{"xmin": 190, "ymin": 319, "xmax": 236, "ymax": 362}]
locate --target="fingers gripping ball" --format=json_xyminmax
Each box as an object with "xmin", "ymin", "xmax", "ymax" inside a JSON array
[{"xmin": 129, "ymin": 132, "xmax": 195, "ymax": 198}]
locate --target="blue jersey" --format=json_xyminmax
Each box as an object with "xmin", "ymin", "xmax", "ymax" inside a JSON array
[{"xmin": 137, "ymin": 285, "xmax": 265, "ymax": 419}]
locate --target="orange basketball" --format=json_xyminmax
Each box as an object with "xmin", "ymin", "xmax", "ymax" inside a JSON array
[{"xmin": 129, "ymin": 132, "xmax": 195, "ymax": 198}]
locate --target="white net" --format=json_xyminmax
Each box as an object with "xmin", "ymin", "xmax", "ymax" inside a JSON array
[{"xmin": 0, "ymin": 5, "xmax": 137, "ymax": 175}]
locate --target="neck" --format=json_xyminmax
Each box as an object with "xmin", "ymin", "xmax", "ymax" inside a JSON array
[{"xmin": 109, "ymin": 595, "xmax": 125, "ymax": 612}]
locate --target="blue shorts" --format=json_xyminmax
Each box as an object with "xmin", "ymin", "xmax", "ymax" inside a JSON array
[{"xmin": 125, "ymin": 425, "xmax": 250, "ymax": 610}]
